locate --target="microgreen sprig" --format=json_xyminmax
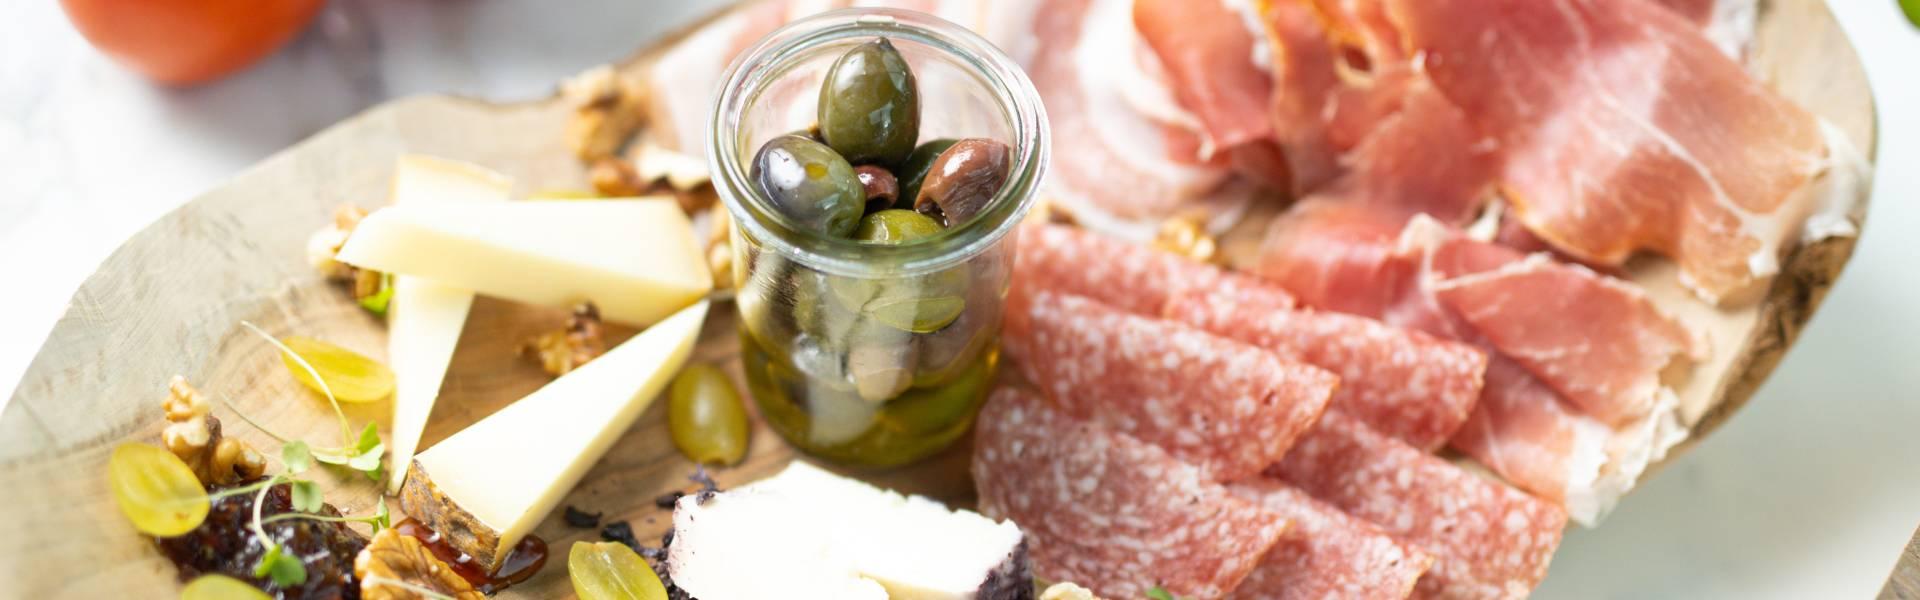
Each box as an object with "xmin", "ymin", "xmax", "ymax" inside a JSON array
[
  {"xmin": 236, "ymin": 322, "xmax": 385, "ymax": 481},
  {"xmin": 235, "ymin": 441, "xmax": 394, "ymax": 587}
]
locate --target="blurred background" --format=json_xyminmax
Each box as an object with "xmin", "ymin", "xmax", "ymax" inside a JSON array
[{"xmin": 0, "ymin": 1, "xmax": 1916, "ymax": 597}]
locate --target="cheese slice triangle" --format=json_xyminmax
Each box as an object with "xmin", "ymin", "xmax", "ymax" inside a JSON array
[
  {"xmin": 383, "ymin": 155, "xmax": 512, "ymax": 493},
  {"xmin": 335, "ymin": 198, "xmax": 711, "ymax": 326},
  {"xmin": 402, "ymin": 300, "xmax": 710, "ymax": 568}
]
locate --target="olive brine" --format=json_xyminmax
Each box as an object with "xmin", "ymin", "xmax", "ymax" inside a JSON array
[{"xmin": 738, "ymin": 37, "xmax": 1015, "ymax": 466}]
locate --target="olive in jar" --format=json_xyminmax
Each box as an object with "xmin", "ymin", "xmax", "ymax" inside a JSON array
[
  {"xmin": 915, "ymin": 138, "xmax": 1011, "ymax": 227},
  {"xmin": 853, "ymin": 209, "xmax": 943, "ymax": 245},
  {"xmin": 750, "ymin": 134, "xmax": 866, "ymax": 237},
  {"xmin": 896, "ymin": 138, "xmax": 958, "ymax": 209},
  {"xmin": 818, "ymin": 38, "xmax": 920, "ymax": 166}
]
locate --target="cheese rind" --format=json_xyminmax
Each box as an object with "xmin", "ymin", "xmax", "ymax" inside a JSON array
[
  {"xmin": 383, "ymin": 155, "xmax": 512, "ymax": 493},
  {"xmin": 402, "ymin": 301, "xmax": 709, "ymax": 570},
  {"xmin": 335, "ymin": 199, "xmax": 711, "ymax": 326}
]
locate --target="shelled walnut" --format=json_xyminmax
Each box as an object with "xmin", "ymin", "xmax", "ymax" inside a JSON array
[
  {"xmin": 356, "ymin": 529, "xmax": 485, "ymax": 600},
  {"xmin": 307, "ymin": 204, "xmax": 371, "ymax": 281},
  {"xmin": 162, "ymin": 376, "xmax": 266, "ymax": 486},
  {"xmin": 522, "ymin": 303, "xmax": 608, "ymax": 376},
  {"xmin": 562, "ymin": 65, "xmax": 649, "ymax": 161},
  {"xmin": 1151, "ymin": 215, "xmax": 1218, "ymax": 264}
]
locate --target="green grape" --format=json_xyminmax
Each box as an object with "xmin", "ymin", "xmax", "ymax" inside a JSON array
[
  {"xmin": 109, "ymin": 443, "xmax": 210, "ymax": 537},
  {"xmin": 180, "ymin": 574, "xmax": 271, "ymax": 600},
  {"xmin": 569, "ymin": 541, "xmax": 667, "ymax": 600},
  {"xmin": 278, "ymin": 336, "xmax": 395, "ymax": 403},
  {"xmin": 668, "ymin": 363, "xmax": 751, "ymax": 466}
]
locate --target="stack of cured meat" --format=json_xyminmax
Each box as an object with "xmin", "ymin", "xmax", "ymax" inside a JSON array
[
  {"xmin": 980, "ymin": 0, "xmax": 1841, "ymax": 595},
  {"xmin": 978, "ymin": 224, "xmax": 1572, "ymax": 599}
]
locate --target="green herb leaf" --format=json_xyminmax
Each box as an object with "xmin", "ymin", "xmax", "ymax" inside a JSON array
[
  {"xmin": 253, "ymin": 544, "xmax": 283, "ymax": 579},
  {"xmin": 371, "ymin": 498, "xmax": 392, "ymax": 535},
  {"xmin": 348, "ymin": 443, "xmax": 384, "ymax": 472},
  {"xmin": 1145, "ymin": 587, "xmax": 1182, "ymax": 600},
  {"xmin": 290, "ymin": 480, "xmax": 324, "ymax": 513},
  {"xmin": 311, "ymin": 448, "xmax": 351, "ymax": 466},
  {"xmin": 358, "ymin": 273, "xmax": 395, "ymax": 317},
  {"xmin": 356, "ymin": 422, "xmax": 382, "ymax": 454},
  {"xmin": 265, "ymin": 550, "xmax": 308, "ymax": 587},
  {"xmin": 281, "ymin": 441, "xmax": 312, "ymax": 474}
]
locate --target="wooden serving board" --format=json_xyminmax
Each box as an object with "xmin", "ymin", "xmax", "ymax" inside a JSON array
[{"xmin": 0, "ymin": 0, "xmax": 1875, "ymax": 597}]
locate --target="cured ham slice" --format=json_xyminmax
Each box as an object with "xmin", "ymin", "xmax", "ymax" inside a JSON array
[
  {"xmin": 1333, "ymin": 83, "xmax": 1497, "ymax": 225},
  {"xmin": 1394, "ymin": 0, "xmax": 1826, "ymax": 302},
  {"xmin": 1168, "ymin": 289, "xmax": 1485, "ymax": 452},
  {"xmin": 1004, "ymin": 289, "xmax": 1335, "ymax": 481},
  {"xmin": 1031, "ymin": 0, "xmax": 1248, "ymax": 239},
  {"xmin": 1433, "ymin": 255, "xmax": 1706, "ymax": 426},
  {"xmin": 973, "ymin": 387, "xmax": 1289, "ymax": 600},
  {"xmin": 1228, "ymin": 479, "xmax": 1433, "ymax": 600},
  {"xmin": 1255, "ymin": 203, "xmax": 1681, "ymax": 523},
  {"xmin": 642, "ymin": 0, "xmax": 796, "ymax": 155},
  {"xmin": 1269, "ymin": 411, "xmax": 1568, "ymax": 598},
  {"xmin": 1134, "ymin": 0, "xmax": 1285, "ymax": 184},
  {"xmin": 1013, "ymin": 223, "xmax": 1295, "ymax": 317}
]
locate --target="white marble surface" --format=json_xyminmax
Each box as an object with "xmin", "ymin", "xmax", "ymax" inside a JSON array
[{"xmin": 1, "ymin": 0, "xmax": 1916, "ymax": 597}]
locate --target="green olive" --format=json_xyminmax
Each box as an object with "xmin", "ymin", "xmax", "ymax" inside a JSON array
[
  {"xmin": 896, "ymin": 139, "xmax": 958, "ymax": 209},
  {"xmin": 750, "ymin": 134, "xmax": 866, "ymax": 237},
  {"xmin": 668, "ymin": 363, "xmax": 750, "ymax": 466},
  {"xmin": 884, "ymin": 352, "xmax": 996, "ymax": 436},
  {"xmin": 848, "ymin": 340, "xmax": 916, "ymax": 403},
  {"xmin": 818, "ymin": 38, "xmax": 920, "ymax": 166},
  {"xmin": 853, "ymin": 209, "xmax": 943, "ymax": 245},
  {"xmin": 827, "ymin": 266, "xmax": 969, "ymax": 333}
]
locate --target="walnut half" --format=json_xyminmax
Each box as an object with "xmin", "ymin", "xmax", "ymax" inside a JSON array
[
  {"xmin": 522, "ymin": 303, "xmax": 607, "ymax": 377},
  {"xmin": 562, "ymin": 65, "xmax": 649, "ymax": 161},
  {"xmin": 162, "ymin": 376, "xmax": 266, "ymax": 485},
  {"xmin": 308, "ymin": 204, "xmax": 372, "ymax": 281},
  {"xmin": 356, "ymin": 529, "xmax": 485, "ymax": 600}
]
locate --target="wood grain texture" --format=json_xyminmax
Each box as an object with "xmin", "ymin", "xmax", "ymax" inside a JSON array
[
  {"xmin": 0, "ymin": 0, "xmax": 1874, "ymax": 598},
  {"xmin": 1881, "ymin": 522, "xmax": 1920, "ymax": 600}
]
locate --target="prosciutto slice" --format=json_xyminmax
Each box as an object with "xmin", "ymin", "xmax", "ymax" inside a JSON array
[
  {"xmin": 1433, "ymin": 255, "xmax": 1707, "ymax": 426},
  {"xmin": 1030, "ymin": 0, "xmax": 1249, "ymax": 239},
  {"xmin": 1255, "ymin": 202, "xmax": 1684, "ymax": 523},
  {"xmin": 1393, "ymin": 0, "xmax": 1826, "ymax": 303}
]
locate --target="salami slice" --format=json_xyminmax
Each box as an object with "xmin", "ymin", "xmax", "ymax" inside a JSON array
[
  {"xmin": 1269, "ymin": 411, "xmax": 1567, "ymax": 599},
  {"xmin": 1167, "ymin": 288, "xmax": 1485, "ymax": 451},
  {"xmin": 1015, "ymin": 222, "xmax": 1296, "ymax": 316},
  {"xmin": 1005, "ymin": 288, "xmax": 1335, "ymax": 480},
  {"xmin": 973, "ymin": 387, "xmax": 1290, "ymax": 600},
  {"xmin": 1227, "ymin": 479, "xmax": 1433, "ymax": 600}
]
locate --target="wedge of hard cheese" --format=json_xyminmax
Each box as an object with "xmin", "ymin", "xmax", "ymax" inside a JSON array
[
  {"xmin": 399, "ymin": 300, "xmax": 709, "ymax": 572},
  {"xmin": 336, "ymin": 198, "xmax": 710, "ymax": 326},
  {"xmin": 383, "ymin": 155, "xmax": 512, "ymax": 493}
]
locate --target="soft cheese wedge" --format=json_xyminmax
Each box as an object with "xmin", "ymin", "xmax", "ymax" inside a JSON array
[
  {"xmin": 335, "ymin": 198, "xmax": 711, "ymax": 326},
  {"xmin": 399, "ymin": 300, "xmax": 709, "ymax": 571},
  {"xmin": 382, "ymin": 155, "xmax": 512, "ymax": 493},
  {"xmin": 668, "ymin": 461, "xmax": 1030, "ymax": 600}
]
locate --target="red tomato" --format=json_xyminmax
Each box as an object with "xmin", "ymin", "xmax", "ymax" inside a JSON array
[{"xmin": 60, "ymin": 0, "xmax": 327, "ymax": 86}]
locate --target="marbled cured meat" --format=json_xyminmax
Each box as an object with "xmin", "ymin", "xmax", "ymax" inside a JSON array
[
  {"xmin": 1269, "ymin": 411, "xmax": 1568, "ymax": 599},
  {"xmin": 972, "ymin": 387, "xmax": 1289, "ymax": 600},
  {"xmin": 1433, "ymin": 255, "xmax": 1707, "ymax": 426},
  {"xmin": 1255, "ymin": 203, "xmax": 1681, "ymax": 523},
  {"xmin": 1014, "ymin": 223, "xmax": 1296, "ymax": 317},
  {"xmin": 1133, "ymin": 0, "xmax": 1270, "ymax": 156},
  {"xmin": 1228, "ymin": 479, "xmax": 1433, "ymax": 600},
  {"xmin": 1004, "ymin": 289, "xmax": 1334, "ymax": 481},
  {"xmin": 1393, "ymin": 0, "xmax": 1826, "ymax": 302},
  {"xmin": 1029, "ymin": 0, "xmax": 1250, "ymax": 239},
  {"xmin": 1168, "ymin": 289, "xmax": 1485, "ymax": 452}
]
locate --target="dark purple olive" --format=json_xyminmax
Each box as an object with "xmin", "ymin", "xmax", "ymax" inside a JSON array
[{"xmin": 913, "ymin": 138, "xmax": 1010, "ymax": 227}]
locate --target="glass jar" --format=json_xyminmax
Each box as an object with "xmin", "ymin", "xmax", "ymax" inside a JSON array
[{"xmin": 710, "ymin": 8, "xmax": 1048, "ymax": 467}]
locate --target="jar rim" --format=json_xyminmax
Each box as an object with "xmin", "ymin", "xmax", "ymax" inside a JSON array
[{"xmin": 708, "ymin": 8, "xmax": 1050, "ymax": 277}]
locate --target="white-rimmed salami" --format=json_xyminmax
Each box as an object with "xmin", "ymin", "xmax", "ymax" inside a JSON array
[
  {"xmin": 1004, "ymin": 288, "xmax": 1334, "ymax": 480},
  {"xmin": 1227, "ymin": 479, "xmax": 1433, "ymax": 600},
  {"xmin": 1270, "ymin": 411, "xmax": 1567, "ymax": 599},
  {"xmin": 973, "ymin": 387, "xmax": 1289, "ymax": 600},
  {"xmin": 1014, "ymin": 222, "xmax": 1296, "ymax": 316},
  {"xmin": 1168, "ymin": 288, "xmax": 1485, "ymax": 451}
]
